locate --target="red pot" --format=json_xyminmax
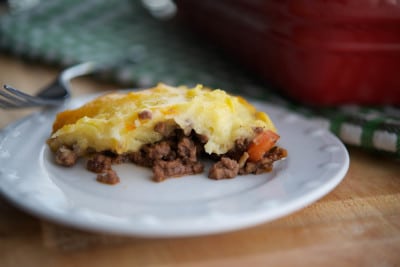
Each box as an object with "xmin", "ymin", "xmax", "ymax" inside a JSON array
[{"xmin": 175, "ymin": 0, "xmax": 400, "ymax": 105}]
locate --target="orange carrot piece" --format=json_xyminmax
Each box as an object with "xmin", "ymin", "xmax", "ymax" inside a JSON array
[{"xmin": 247, "ymin": 130, "xmax": 280, "ymax": 162}]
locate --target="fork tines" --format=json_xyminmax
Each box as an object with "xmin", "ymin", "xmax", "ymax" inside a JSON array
[{"xmin": 1, "ymin": 85, "xmax": 47, "ymax": 108}]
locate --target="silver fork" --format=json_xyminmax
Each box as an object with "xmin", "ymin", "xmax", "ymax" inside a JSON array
[{"xmin": 0, "ymin": 61, "xmax": 100, "ymax": 109}]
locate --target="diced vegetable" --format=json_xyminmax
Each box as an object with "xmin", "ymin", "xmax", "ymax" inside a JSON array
[{"xmin": 247, "ymin": 130, "xmax": 279, "ymax": 162}]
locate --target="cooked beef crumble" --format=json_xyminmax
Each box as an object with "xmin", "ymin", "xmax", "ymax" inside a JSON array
[
  {"xmin": 96, "ymin": 169, "xmax": 120, "ymax": 185},
  {"xmin": 208, "ymin": 157, "xmax": 239, "ymax": 179},
  {"xmin": 130, "ymin": 125, "xmax": 206, "ymax": 181},
  {"xmin": 53, "ymin": 123, "xmax": 287, "ymax": 184},
  {"xmin": 153, "ymin": 159, "xmax": 204, "ymax": 182},
  {"xmin": 87, "ymin": 154, "xmax": 112, "ymax": 173},
  {"xmin": 55, "ymin": 145, "xmax": 78, "ymax": 167}
]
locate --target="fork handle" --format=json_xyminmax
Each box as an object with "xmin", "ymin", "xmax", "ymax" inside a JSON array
[{"xmin": 37, "ymin": 62, "xmax": 100, "ymax": 99}]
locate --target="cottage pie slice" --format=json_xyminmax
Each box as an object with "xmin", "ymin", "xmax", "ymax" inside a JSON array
[{"xmin": 47, "ymin": 83, "xmax": 287, "ymax": 184}]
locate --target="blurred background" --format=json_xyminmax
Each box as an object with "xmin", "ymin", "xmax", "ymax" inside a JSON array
[{"xmin": 2, "ymin": 0, "xmax": 400, "ymax": 104}]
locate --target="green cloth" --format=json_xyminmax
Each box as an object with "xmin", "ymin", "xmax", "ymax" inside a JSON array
[{"xmin": 1, "ymin": 0, "xmax": 399, "ymax": 158}]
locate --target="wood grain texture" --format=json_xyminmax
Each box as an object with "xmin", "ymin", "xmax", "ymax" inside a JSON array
[{"xmin": 0, "ymin": 53, "xmax": 399, "ymax": 267}]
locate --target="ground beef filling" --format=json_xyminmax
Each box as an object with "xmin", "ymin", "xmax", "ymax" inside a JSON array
[
  {"xmin": 53, "ymin": 122, "xmax": 287, "ymax": 184},
  {"xmin": 130, "ymin": 124, "xmax": 206, "ymax": 182}
]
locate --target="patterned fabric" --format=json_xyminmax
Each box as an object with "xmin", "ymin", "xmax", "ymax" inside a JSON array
[{"xmin": 1, "ymin": 0, "xmax": 399, "ymax": 157}]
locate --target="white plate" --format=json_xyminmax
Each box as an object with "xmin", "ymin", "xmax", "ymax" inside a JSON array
[{"xmin": 0, "ymin": 94, "xmax": 349, "ymax": 237}]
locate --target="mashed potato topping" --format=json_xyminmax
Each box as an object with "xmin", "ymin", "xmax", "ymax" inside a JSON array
[{"xmin": 47, "ymin": 83, "xmax": 277, "ymax": 156}]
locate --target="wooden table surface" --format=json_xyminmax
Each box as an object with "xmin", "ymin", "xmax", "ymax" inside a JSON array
[{"xmin": 0, "ymin": 54, "xmax": 400, "ymax": 267}]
